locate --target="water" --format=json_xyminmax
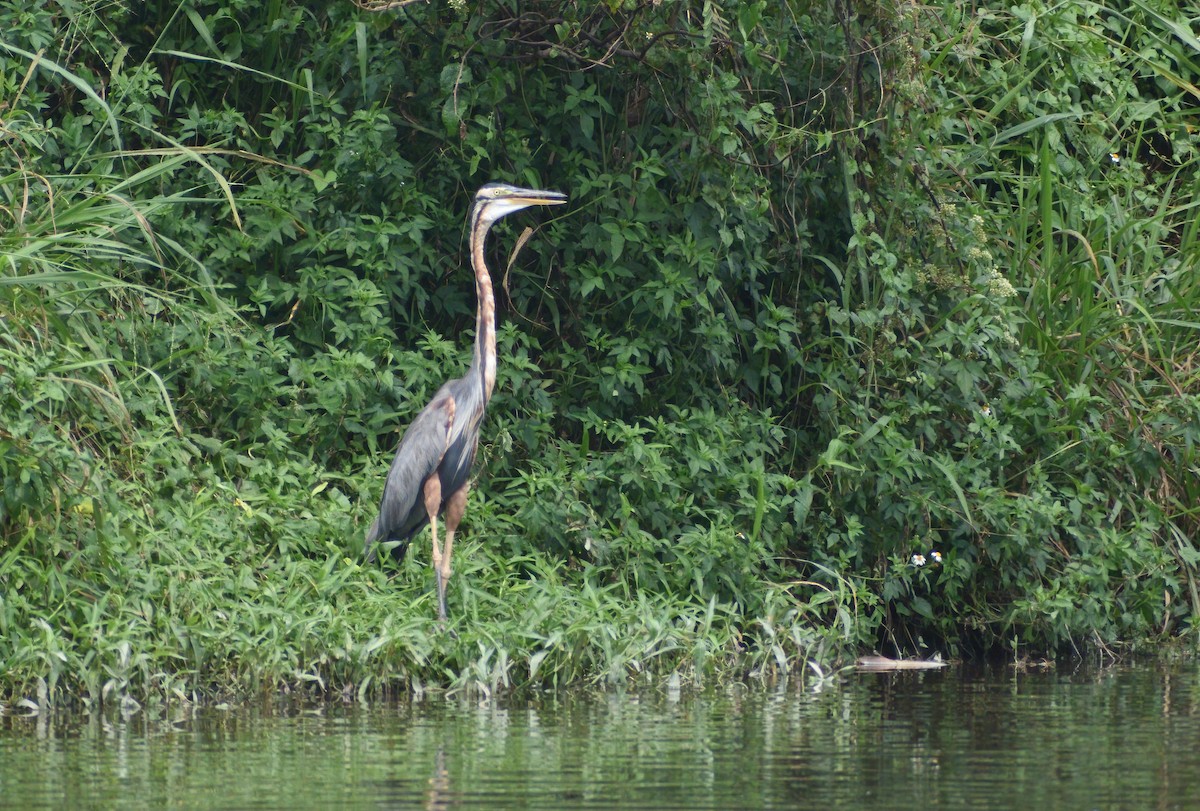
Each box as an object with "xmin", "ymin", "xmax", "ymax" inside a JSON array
[{"xmin": 2, "ymin": 663, "xmax": 1198, "ymax": 809}]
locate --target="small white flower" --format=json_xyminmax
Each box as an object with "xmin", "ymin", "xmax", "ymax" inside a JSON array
[
  {"xmin": 980, "ymin": 404, "xmax": 993, "ymax": 417},
  {"xmin": 911, "ymin": 554, "xmax": 927, "ymax": 567},
  {"xmin": 930, "ymin": 550, "xmax": 943, "ymax": 564},
  {"xmin": 985, "ymin": 271, "xmax": 1017, "ymax": 299}
]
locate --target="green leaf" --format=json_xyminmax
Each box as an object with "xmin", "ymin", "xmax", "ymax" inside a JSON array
[{"xmin": 310, "ymin": 170, "xmax": 337, "ymax": 193}]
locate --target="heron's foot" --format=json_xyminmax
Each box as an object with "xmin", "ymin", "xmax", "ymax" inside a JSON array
[
  {"xmin": 433, "ymin": 601, "xmax": 458, "ymax": 637},
  {"xmin": 435, "ymin": 571, "xmax": 450, "ymax": 626},
  {"xmin": 435, "ymin": 565, "xmax": 454, "ymax": 619}
]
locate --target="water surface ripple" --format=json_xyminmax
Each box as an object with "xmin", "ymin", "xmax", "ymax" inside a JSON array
[{"xmin": 1, "ymin": 663, "xmax": 1197, "ymax": 809}]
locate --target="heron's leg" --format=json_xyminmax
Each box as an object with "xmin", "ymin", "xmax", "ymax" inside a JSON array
[
  {"xmin": 438, "ymin": 483, "xmax": 470, "ymax": 619},
  {"xmin": 422, "ymin": 475, "xmax": 447, "ymax": 623}
]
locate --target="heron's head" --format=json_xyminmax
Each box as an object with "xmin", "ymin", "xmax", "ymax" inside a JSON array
[{"xmin": 473, "ymin": 182, "xmax": 567, "ymax": 228}]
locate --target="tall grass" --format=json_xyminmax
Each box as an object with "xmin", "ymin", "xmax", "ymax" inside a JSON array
[
  {"xmin": 993, "ymin": 3, "xmax": 1200, "ymax": 621},
  {"xmin": 937, "ymin": 0, "xmax": 1200, "ymax": 636}
]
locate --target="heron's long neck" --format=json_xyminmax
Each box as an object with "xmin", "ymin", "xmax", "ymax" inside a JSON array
[{"xmin": 470, "ymin": 219, "xmax": 497, "ymax": 403}]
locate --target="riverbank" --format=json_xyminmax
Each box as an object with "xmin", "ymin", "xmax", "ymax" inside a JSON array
[{"xmin": 2, "ymin": 521, "xmax": 851, "ymax": 706}]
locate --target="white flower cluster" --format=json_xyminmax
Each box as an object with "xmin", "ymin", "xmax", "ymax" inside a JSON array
[{"xmin": 983, "ymin": 266, "xmax": 1017, "ymax": 299}]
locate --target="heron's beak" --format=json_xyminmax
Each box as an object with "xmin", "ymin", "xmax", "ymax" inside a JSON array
[{"xmin": 517, "ymin": 190, "xmax": 568, "ymax": 206}]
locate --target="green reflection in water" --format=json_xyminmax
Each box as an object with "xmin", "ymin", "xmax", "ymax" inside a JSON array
[{"xmin": 2, "ymin": 664, "xmax": 1199, "ymax": 809}]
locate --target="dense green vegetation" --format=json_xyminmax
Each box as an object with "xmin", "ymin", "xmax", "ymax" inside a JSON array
[{"xmin": 2, "ymin": 0, "xmax": 1197, "ymax": 705}]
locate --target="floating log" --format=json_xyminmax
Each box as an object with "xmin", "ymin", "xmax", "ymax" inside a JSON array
[{"xmin": 856, "ymin": 654, "xmax": 948, "ymax": 672}]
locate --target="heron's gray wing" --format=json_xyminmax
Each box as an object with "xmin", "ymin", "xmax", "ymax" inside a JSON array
[
  {"xmin": 364, "ymin": 394, "xmax": 455, "ymax": 560},
  {"xmin": 436, "ymin": 373, "xmax": 488, "ymax": 496}
]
